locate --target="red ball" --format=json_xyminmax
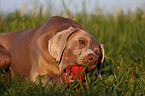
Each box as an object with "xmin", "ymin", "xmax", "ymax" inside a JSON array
[{"xmin": 71, "ymin": 66, "xmax": 84, "ymax": 81}]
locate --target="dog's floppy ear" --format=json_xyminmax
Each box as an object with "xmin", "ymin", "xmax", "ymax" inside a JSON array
[
  {"xmin": 97, "ymin": 44, "xmax": 104, "ymax": 71},
  {"xmin": 96, "ymin": 44, "xmax": 104, "ymax": 79},
  {"xmin": 100, "ymin": 44, "xmax": 104, "ymax": 64},
  {"xmin": 48, "ymin": 26, "xmax": 78, "ymax": 63}
]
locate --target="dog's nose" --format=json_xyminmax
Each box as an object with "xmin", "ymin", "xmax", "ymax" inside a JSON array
[{"xmin": 84, "ymin": 54, "xmax": 98, "ymax": 65}]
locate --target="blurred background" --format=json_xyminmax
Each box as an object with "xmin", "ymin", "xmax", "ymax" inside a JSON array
[{"xmin": 0, "ymin": 0, "xmax": 145, "ymax": 17}]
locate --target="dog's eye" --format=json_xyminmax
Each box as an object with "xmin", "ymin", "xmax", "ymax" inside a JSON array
[
  {"xmin": 79, "ymin": 40, "xmax": 85, "ymax": 45},
  {"xmin": 78, "ymin": 38, "xmax": 87, "ymax": 48}
]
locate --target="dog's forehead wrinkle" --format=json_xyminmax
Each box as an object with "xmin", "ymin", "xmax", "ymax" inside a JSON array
[{"xmin": 71, "ymin": 30, "xmax": 92, "ymax": 38}]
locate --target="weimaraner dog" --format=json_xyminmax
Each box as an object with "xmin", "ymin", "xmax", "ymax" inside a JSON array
[{"xmin": 0, "ymin": 16, "xmax": 104, "ymax": 84}]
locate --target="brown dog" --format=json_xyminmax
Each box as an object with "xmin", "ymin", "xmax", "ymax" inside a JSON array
[{"xmin": 0, "ymin": 16, "xmax": 104, "ymax": 84}]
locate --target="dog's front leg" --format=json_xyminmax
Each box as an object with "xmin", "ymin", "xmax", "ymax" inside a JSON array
[
  {"xmin": 30, "ymin": 58, "xmax": 62, "ymax": 85},
  {"xmin": 30, "ymin": 68, "xmax": 62, "ymax": 85}
]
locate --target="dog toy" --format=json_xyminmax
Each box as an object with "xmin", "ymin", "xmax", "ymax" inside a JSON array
[{"xmin": 71, "ymin": 66, "xmax": 84, "ymax": 81}]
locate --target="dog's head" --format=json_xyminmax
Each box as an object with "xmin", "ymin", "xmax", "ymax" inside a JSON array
[{"xmin": 48, "ymin": 27, "xmax": 104, "ymax": 84}]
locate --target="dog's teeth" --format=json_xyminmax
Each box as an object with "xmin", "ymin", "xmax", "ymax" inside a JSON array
[{"xmin": 70, "ymin": 80, "xmax": 74, "ymax": 82}]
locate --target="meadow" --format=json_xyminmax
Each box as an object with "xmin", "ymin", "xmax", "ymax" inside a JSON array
[{"xmin": 0, "ymin": 7, "xmax": 145, "ymax": 96}]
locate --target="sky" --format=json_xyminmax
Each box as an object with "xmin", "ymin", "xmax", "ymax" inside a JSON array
[{"xmin": 0, "ymin": 0, "xmax": 144, "ymax": 15}]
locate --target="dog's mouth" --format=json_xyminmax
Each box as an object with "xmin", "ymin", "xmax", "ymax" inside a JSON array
[{"xmin": 61, "ymin": 65, "xmax": 87, "ymax": 85}]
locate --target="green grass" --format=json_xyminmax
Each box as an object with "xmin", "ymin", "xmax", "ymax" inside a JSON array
[{"xmin": 0, "ymin": 8, "xmax": 145, "ymax": 96}]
